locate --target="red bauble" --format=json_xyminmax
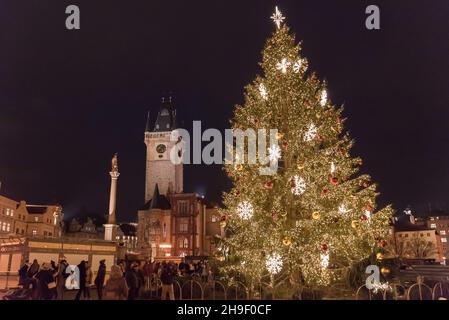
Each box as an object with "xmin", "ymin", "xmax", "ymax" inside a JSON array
[
  {"xmin": 222, "ymin": 214, "xmax": 228, "ymax": 221},
  {"xmin": 271, "ymin": 212, "xmax": 277, "ymax": 220},
  {"xmin": 321, "ymin": 188, "xmax": 329, "ymax": 197},
  {"xmin": 264, "ymin": 181, "xmax": 274, "ymax": 189},
  {"xmin": 320, "ymin": 243, "xmax": 328, "ymax": 252},
  {"xmin": 282, "ymin": 141, "xmax": 288, "ymax": 149},
  {"xmin": 330, "ymin": 177, "xmax": 338, "ymax": 185},
  {"xmin": 362, "ymin": 181, "xmax": 370, "ymax": 188},
  {"xmin": 378, "ymin": 240, "xmax": 387, "ymax": 248},
  {"xmin": 360, "ymin": 214, "xmax": 368, "ymax": 221},
  {"xmin": 235, "ymin": 190, "xmax": 240, "ymax": 196},
  {"xmin": 366, "ymin": 204, "xmax": 374, "ymax": 212}
]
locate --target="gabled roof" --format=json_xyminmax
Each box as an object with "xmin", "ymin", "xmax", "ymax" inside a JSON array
[
  {"xmin": 26, "ymin": 206, "xmax": 48, "ymax": 214},
  {"xmin": 139, "ymin": 184, "xmax": 171, "ymax": 210},
  {"xmin": 394, "ymin": 213, "xmax": 432, "ymax": 232}
]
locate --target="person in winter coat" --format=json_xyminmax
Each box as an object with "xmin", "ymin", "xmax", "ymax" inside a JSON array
[
  {"xmin": 125, "ymin": 262, "xmax": 140, "ymax": 300},
  {"xmin": 104, "ymin": 265, "xmax": 128, "ymax": 300},
  {"xmin": 35, "ymin": 262, "xmax": 54, "ymax": 300},
  {"xmin": 56, "ymin": 260, "xmax": 69, "ymax": 300},
  {"xmin": 18, "ymin": 260, "xmax": 30, "ymax": 285},
  {"xmin": 160, "ymin": 262, "xmax": 176, "ymax": 300},
  {"xmin": 74, "ymin": 260, "xmax": 87, "ymax": 300},
  {"xmin": 84, "ymin": 262, "xmax": 93, "ymax": 299},
  {"xmin": 27, "ymin": 259, "xmax": 39, "ymax": 278},
  {"xmin": 94, "ymin": 259, "xmax": 106, "ymax": 300}
]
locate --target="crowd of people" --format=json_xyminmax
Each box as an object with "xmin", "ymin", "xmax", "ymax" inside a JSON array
[{"xmin": 11, "ymin": 257, "xmax": 214, "ymax": 300}]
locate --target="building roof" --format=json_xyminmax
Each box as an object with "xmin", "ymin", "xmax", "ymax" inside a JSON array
[
  {"xmin": 148, "ymin": 97, "xmax": 176, "ymax": 133},
  {"xmin": 394, "ymin": 212, "xmax": 433, "ymax": 232},
  {"xmin": 26, "ymin": 205, "xmax": 48, "ymax": 214},
  {"xmin": 139, "ymin": 184, "xmax": 171, "ymax": 210}
]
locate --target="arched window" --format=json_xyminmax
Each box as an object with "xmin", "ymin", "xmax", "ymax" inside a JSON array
[{"xmin": 183, "ymin": 238, "xmax": 189, "ymax": 248}]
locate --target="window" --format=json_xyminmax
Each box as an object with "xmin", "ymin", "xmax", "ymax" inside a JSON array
[
  {"xmin": 54, "ymin": 217, "xmax": 57, "ymax": 225},
  {"xmin": 18, "ymin": 214, "xmax": 21, "ymax": 220},
  {"xmin": 5, "ymin": 208, "xmax": 10, "ymax": 216},
  {"xmin": 405, "ymin": 234, "xmax": 409, "ymax": 238},
  {"xmin": 442, "ymin": 238, "xmax": 447, "ymax": 243},
  {"xmin": 211, "ymin": 215, "xmax": 218, "ymax": 223},
  {"xmin": 32, "ymin": 230, "xmax": 37, "ymax": 236},
  {"xmin": 427, "ymin": 233, "xmax": 431, "ymax": 237},
  {"xmin": 34, "ymin": 217, "xmax": 39, "ymax": 222},
  {"xmin": 48, "ymin": 232, "xmax": 52, "ymax": 237},
  {"xmin": 10, "ymin": 210, "xmax": 14, "ymax": 217},
  {"xmin": 6, "ymin": 223, "xmax": 10, "ymax": 232},
  {"xmin": 44, "ymin": 231, "xmax": 47, "ymax": 236},
  {"xmin": 179, "ymin": 218, "xmax": 188, "ymax": 233},
  {"xmin": 16, "ymin": 228, "xmax": 19, "ymax": 234},
  {"xmin": 431, "ymin": 223, "xmax": 437, "ymax": 229},
  {"xmin": 178, "ymin": 238, "xmax": 183, "ymax": 248},
  {"xmin": 178, "ymin": 201, "xmax": 189, "ymax": 214},
  {"xmin": 441, "ymin": 230, "xmax": 447, "ymax": 236},
  {"xmin": 21, "ymin": 229, "xmax": 25, "ymax": 235},
  {"xmin": 420, "ymin": 233, "xmax": 424, "ymax": 237},
  {"xmin": 1, "ymin": 222, "xmax": 6, "ymax": 231},
  {"xmin": 183, "ymin": 238, "xmax": 189, "ymax": 248}
]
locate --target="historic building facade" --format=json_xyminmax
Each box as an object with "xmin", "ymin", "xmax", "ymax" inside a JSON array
[{"xmin": 137, "ymin": 98, "xmax": 221, "ymax": 261}]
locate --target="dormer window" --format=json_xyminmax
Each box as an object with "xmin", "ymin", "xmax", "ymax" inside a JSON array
[{"xmin": 34, "ymin": 217, "xmax": 39, "ymax": 222}]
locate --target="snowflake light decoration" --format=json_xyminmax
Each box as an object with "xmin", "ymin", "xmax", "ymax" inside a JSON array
[
  {"xmin": 303, "ymin": 123, "xmax": 318, "ymax": 142},
  {"xmin": 364, "ymin": 209, "xmax": 372, "ymax": 221},
  {"xmin": 259, "ymin": 83, "xmax": 268, "ymax": 100},
  {"xmin": 291, "ymin": 175, "xmax": 306, "ymax": 195},
  {"xmin": 276, "ymin": 58, "xmax": 290, "ymax": 74},
  {"xmin": 268, "ymin": 144, "xmax": 281, "ymax": 162},
  {"xmin": 371, "ymin": 282, "xmax": 392, "ymax": 294},
  {"xmin": 320, "ymin": 89, "xmax": 328, "ymax": 107},
  {"xmin": 266, "ymin": 252, "xmax": 283, "ymax": 275},
  {"xmin": 270, "ymin": 6, "xmax": 285, "ymax": 29},
  {"xmin": 237, "ymin": 201, "xmax": 254, "ymax": 220},
  {"xmin": 320, "ymin": 252, "xmax": 330, "ymax": 269}
]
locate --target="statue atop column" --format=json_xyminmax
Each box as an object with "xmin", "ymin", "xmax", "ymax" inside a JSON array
[{"xmin": 111, "ymin": 153, "xmax": 119, "ymax": 172}]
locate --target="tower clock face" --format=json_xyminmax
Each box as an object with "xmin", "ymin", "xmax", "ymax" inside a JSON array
[{"xmin": 156, "ymin": 144, "xmax": 166, "ymax": 154}]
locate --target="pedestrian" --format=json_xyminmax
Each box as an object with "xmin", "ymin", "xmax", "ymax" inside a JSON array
[
  {"xmin": 104, "ymin": 265, "xmax": 128, "ymax": 300},
  {"xmin": 136, "ymin": 262, "xmax": 145, "ymax": 296},
  {"xmin": 94, "ymin": 259, "xmax": 106, "ymax": 300},
  {"xmin": 18, "ymin": 260, "xmax": 30, "ymax": 285},
  {"xmin": 125, "ymin": 262, "xmax": 140, "ymax": 300},
  {"xmin": 56, "ymin": 259, "xmax": 69, "ymax": 300},
  {"xmin": 35, "ymin": 262, "xmax": 55, "ymax": 300},
  {"xmin": 84, "ymin": 262, "xmax": 93, "ymax": 299},
  {"xmin": 160, "ymin": 261, "xmax": 176, "ymax": 300},
  {"xmin": 27, "ymin": 259, "xmax": 39, "ymax": 278},
  {"xmin": 142, "ymin": 260, "xmax": 153, "ymax": 290},
  {"xmin": 74, "ymin": 260, "xmax": 87, "ymax": 300}
]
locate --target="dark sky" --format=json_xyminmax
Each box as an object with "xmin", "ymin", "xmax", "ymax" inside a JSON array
[{"xmin": 0, "ymin": 1, "xmax": 448, "ymax": 221}]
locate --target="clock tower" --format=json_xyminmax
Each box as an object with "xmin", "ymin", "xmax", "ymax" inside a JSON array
[{"xmin": 144, "ymin": 97, "xmax": 183, "ymax": 202}]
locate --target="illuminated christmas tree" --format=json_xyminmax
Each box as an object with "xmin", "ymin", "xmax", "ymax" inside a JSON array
[{"xmin": 217, "ymin": 7, "xmax": 393, "ymax": 288}]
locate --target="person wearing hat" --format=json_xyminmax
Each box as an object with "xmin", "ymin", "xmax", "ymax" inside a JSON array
[
  {"xmin": 125, "ymin": 262, "xmax": 140, "ymax": 300},
  {"xmin": 94, "ymin": 259, "xmax": 106, "ymax": 300}
]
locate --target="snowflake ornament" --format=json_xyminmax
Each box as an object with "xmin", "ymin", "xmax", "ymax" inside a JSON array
[
  {"xmin": 338, "ymin": 204, "xmax": 351, "ymax": 214},
  {"xmin": 270, "ymin": 6, "xmax": 285, "ymax": 29},
  {"xmin": 259, "ymin": 83, "xmax": 268, "ymax": 100},
  {"xmin": 237, "ymin": 201, "xmax": 254, "ymax": 220},
  {"xmin": 293, "ymin": 59, "xmax": 305, "ymax": 73},
  {"xmin": 303, "ymin": 123, "xmax": 318, "ymax": 142},
  {"xmin": 320, "ymin": 252, "xmax": 330, "ymax": 269},
  {"xmin": 364, "ymin": 210, "xmax": 372, "ymax": 221},
  {"xmin": 276, "ymin": 58, "xmax": 291, "ymax": 74},
  {"xmin": 268, "ymin": 144, "xmax": 281, "ymax": 162},
  {"xmin": 291, "ymin": 175, "xmax": 306, "ymax": 195},
  {"xmin": 266, "ymin": 252, "xmax": 283, "ymax": 275}
]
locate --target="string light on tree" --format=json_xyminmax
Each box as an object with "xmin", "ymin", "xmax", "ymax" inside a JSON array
[
  {"xmin": 364, "ymin": 209, "xmax": 372, "ymax": 221},
  {"xmin": 291, "ymin": 175, "xmax": 306, "ymax": 195},
  {"xmin": 259, "ymin": 83, "xmax": 268, "ymax": 100},
  {"xmin": 303, "ymin": 123, "xmax": 318, "ymax": 142},
  {"xmin": 331, "ymin": 162, "xmax": 336, "ymax": 175},
  {"xmin": 268, "ymin": 144, "xmax": 281, "ymax": 162},
  {"xmin": 236, "ymin": 201, "xmax": 254, "ymax": 220},
  {"xmin": 265, "ymin": 252, "xmax": 283, "ymax": 275},
  {"xmin": 293, "ymin": 59, "xmax": 304, "ymax": 73},
  {"xmin": 270, "ymin": 6, "xmax": 285, "ymax": 29},
  {"xmin": 320, "ymin": 89, "xmax": 328, "ymax": 107},
  {"xmin": 276, "ymin": 58, "xmax": 291, "ymax": 74}
]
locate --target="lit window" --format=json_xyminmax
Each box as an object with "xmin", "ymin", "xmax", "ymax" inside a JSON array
[
  {"xmin": 442, "ymin": 238, "xmax": 447, "ymax": 243},
  {"xmin": 1, "ymin": 222, "xmax": 6, "ymax": 231},
  {"xmin": 179, "ymin": 218, "xmax": 188, "ymax": 233},
  {"xmin": 34, "ymin": 217, "xmax": 39, "ymax": 222},
  {"xmin": 5, "ymin": 208, "xmax": 10, "ymax": 216},
  {"xmin": 32, "ymin": 230, "xmax": 37, "ymax": 236},
  {"xmin": 6, "ymin": 223, "xmax": 10, "ymax": 232},
  {"xmin": 211, "ymin": 216, "xmax": 218, "ymax": 223},
  {"xmin": 10, "ymin": 210, "xmax": 14, "ymax": 217},
  {"xmin": 431, "ymin": 223, "xmax": 437, "ymax": 229},
  {"xmin": 183, "ymin": 238, "xmax": 189, "ymax": 248},
  {"xmin": 441, "ymin": 230, "xmax": 447, "ymax": 235}
]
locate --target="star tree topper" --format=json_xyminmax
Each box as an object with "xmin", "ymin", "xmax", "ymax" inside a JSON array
[{"xmin": 271, "ymin": 6, "xmax": 285, "ymax": 29}]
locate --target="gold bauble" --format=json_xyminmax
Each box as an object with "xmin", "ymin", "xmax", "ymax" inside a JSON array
[
  {"xmin": 376, "ymin": 252, "xmax": 384, "ymax": 261},
  {"xmin": 297, "ymin": 163, "xmax": 305, "ymax": 170},
  {"xmin": 219, "ymin": 221, "xmax": 227, "ymax": 228},
  {"xmin": 351, "ymin": 220, "xmax": 359, "ymax": 229},
  {"xmin": 312, "ymin": 212, "xmax": 321, "ymax": 220},
  {"xmin": 283, "ymin": 237, "xmax": 292, "ymax": 246},
  {"xmin": 380, "ymin": 267, "xmax": 391, "ymax": 276},
  {"xmin": 237, "ymin": 165, "xmax": 243, "ymax": 171},
  {"xmin": 276, "ymin": 132, "xmax": 284, "ymax": 140},
  {"xmin": 217, "ymin": 256, "xmax": 225, "ymax": 262}
]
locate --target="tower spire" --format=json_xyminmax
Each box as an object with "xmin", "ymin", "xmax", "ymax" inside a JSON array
[{"xmin": 145, "ymin": 110, "xmax": 151, "ymax": 133}]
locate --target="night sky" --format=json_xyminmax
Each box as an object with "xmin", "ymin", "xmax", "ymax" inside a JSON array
[{"xmin": 0, "ymin": 1, "xmax": 448, "ymax": 222}]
